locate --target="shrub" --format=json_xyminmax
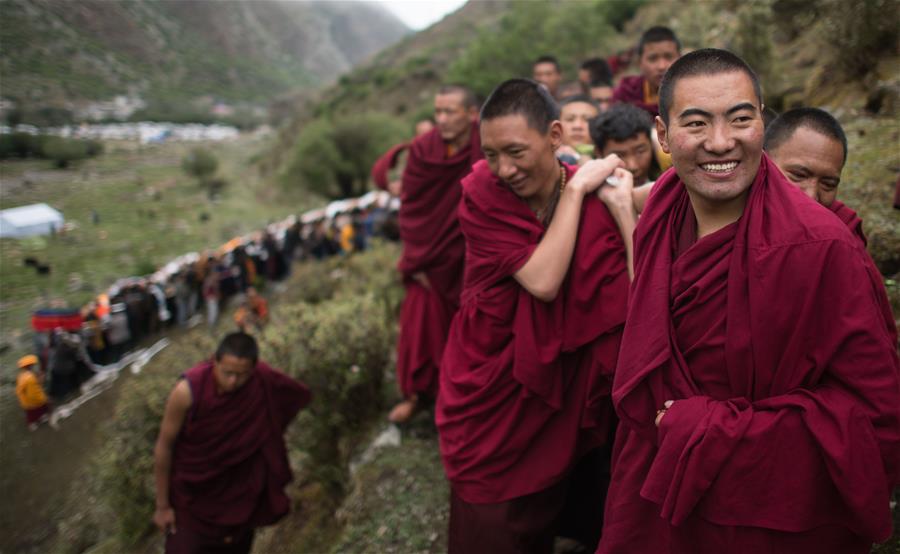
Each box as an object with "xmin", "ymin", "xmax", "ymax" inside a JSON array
[
  {"xmin": 260, "ymin": 293, "xmax": 395, "ymax": 496},
  {"xmin": 818, "ymin": 0, "xmax": 899, "ymax": 77},
  {"xmin": 41, "ymin": 136, "xmax": 91, "ymax": 168},
  {"xmin": 181, "ymin": 147, "xmax": 218, "ymax": 183},
  {"xmin": 284, "ymin": 113, "xmax": 407, "ymax": 199}
]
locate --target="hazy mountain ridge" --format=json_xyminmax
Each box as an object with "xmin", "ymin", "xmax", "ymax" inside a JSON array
[{"xmin": 0, "ymin": 0, "xmax": 410, "ymax": 111}]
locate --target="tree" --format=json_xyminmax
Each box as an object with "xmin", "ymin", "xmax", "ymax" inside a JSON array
[{"xmin": 286, "ymin": 113, "xmax": 406, "ymax": 199}]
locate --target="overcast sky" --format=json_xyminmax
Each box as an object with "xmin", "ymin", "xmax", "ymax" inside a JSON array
[{"xmin": 378, "ymin": 0, "xmax": 468, "ymax": 30}]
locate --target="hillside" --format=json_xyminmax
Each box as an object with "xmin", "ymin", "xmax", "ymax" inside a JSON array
[{"xmin": 0, "ymin": 0, "xmax": 409, "ymax": 121}]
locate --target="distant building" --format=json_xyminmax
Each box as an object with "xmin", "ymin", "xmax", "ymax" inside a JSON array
[{"xmin": 0, "ymin": 203, "xmax": 64, "ymax": 238}]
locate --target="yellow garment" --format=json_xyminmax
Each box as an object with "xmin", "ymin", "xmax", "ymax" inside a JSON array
[
  {"xmin": 642, "ymin": 78, "xmax": 659, "ymax": 106},
  {"xmin": 16, "ymin": 370, "xmax": 48, "ymax": 410},
  {"xmin": 340, "ymin": 223, "xmax": 355, "ymax": 253}
]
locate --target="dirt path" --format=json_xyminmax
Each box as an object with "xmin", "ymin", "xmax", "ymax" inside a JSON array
[{"xmin": 0, "ymin": 375, "xmax": 123, "ymax": 553}]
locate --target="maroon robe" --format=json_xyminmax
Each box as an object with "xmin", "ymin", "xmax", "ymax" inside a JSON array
[
  {"xmin": 395, "ymin": 122, "xmax": 482, "ymax": 398},
  {"xmin": 371, "ymin": 142, "xmax": 410, "ymax": 191},
  {"xmin": 598, "ymin": 155, "xmax": 900, "ymax": 554},
  {"xmin": 170, "ymin": 360, "xmax": 311, "ymax": 536},
  {"xmin": 828, "ymin": 200, "xmax": 898, "ymax": 346},
  {"xmin": 437, "ymin": 160, "xmax": 629, "ymax": 506},
  {"xmin": 612, "ymin": 75, "xmax": 658, "ymax": 117}
]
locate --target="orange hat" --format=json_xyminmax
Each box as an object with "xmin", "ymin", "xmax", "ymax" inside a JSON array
[{"xmin": 17, "ymin": 354, "xmax": 39, "ymax": 369}]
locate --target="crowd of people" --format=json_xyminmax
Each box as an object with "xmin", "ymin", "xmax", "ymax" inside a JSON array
[
  {"xmin": 19, "ymin": 22, "xmax": 897, "ymax": 554},
  {"xmin": 13, "ymin": 185, "xmax": 401, "ymax": 430},
  {"xmin": 366, "ymin": 25, "xmax": 899, "ymax": 554}
]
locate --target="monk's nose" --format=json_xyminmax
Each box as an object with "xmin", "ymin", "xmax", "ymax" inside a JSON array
[
  {"xmin": 705, "ymin": 123, "xmax": 734, "ymax": 153},
  {"xmin": 498, "ymin": 159, "xmax": 517, "ymax": 180}
]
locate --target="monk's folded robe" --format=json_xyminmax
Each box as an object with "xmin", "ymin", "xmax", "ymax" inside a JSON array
[
  {"xmin": 828, "ymin": 199, "xmax": 898, "ymax": 346},
  {"xmin": 599, "ymin": 154, "xmax": 900, "ymax": 554},
  {"xmin": 612, "ymin": 75, "xmax": 658, "ymax": 117},
  {"xmin": 396, "ymin": 122, "xmax": 482, "ymax": 398},
  {"xmin": 437, "ymin": 160, "xmax": 629, "ymax": 505},
  {"xmin": 170, "ymin": 360, "xmax": 311, "ymax": 536},
  {"xmin": 371, "ymin": 142, "xmax": 410, "ymax": 191}
]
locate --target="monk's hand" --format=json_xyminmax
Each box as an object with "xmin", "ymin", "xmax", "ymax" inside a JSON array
[
  {"xmin": 597, "ymin": 167, "xmax": 635, "ymax": 212},
  {"xmin": 153, "ymin": 506, "xmax": 177, "ymax": 534},
  {"xmin": 567, "ymin": 154, "xmax": 624, "ymax": 196},
  {"xmin": 387, "ymin": 180, "xmax": 402, "ymax": 197},
  {"xmin": 654, "ymin": 400, "xmax": 674, "ymax": 427},
  {"xmin": 412, "ymin": 271, "xmax": 431, "ymax": 290}
]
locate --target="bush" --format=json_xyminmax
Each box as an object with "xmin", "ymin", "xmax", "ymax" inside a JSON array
[
  {"xmin": 283, "ymin": 113, "xmax": 407, "ymax": 199},
  {"xmin": 41, "ymin": 136, "xmax": 91, "ymax": 168},
  {"xmin": 260, "ymin": 293, "xmax": 395, "ymax": 496},
  {"xmin": 181, "ymin": 147, "xmax": 218, "ymax": 182},
  {"xmin": 0, "ymin": 132, "xmax": 41, "ymax": 159}
]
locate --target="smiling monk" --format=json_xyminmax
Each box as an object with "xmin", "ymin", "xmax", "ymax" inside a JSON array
[
  {"xmin": 597, "ymin": 49, "xmax": 900, "ymax": 554},
  {"xmin": 436, "ymin": 78, "xmax": 635, "ymax": 553}
]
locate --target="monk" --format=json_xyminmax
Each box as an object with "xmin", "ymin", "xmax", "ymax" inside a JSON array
[
  {"xmin": 532, "ymin": 55, "xmax": 563, "ymax": 99},
  {"xmin": 557, "ymin": 95, "xmax": 601, "ymax": 166},
  {"xmin": 389, "ymin": 85, "xmax": 482, "ymax": 423},
  {"xmin": 613, "ymin": 26, "xmax": 680, "ymax": 117},
  {"xmin": 437, "ymin": 78, "xmax": 636, "ymax": 553},
  {"xmin": 590, "ymin": 103, "xmax": 659, "ymax": 186},
  {"xmin": 370, "ymin": 118, "xmax": 435, "ymax": 197},
  {"xmin": 765, "ymin": 107, "xmax": 898, "ymax": 343},
  {"xmin": 598, "ymin": 48, "xmax": 900, "ymax": 554},
  {"xmin": 153, "ymin": 332, "xmax": 311, "ymax": 554}
]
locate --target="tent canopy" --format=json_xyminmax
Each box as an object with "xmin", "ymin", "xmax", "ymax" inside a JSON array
[{"xmin": 0, "ymin": 203, "xmax": 64, "ymax": 238}]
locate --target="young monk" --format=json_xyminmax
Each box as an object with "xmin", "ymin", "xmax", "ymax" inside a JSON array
[
  {"xmin": 153, "ymin": 332, "xmax": 310, "ymax": 554},
  {"xmin": 590, "ymin": 103, "xmax": 659, "ymax": 186},
  {"xmin": 557, "ymin": 95, "xmax": 601, "ymax": 165},
  {"xmin": 613, "ymin": 26, "xmax": 680, "ymax": 117},
  {"xmin": 598, "ymin": 48, "xmax": 900, "ymax": 554},
  {"xmin": 765, "ymin": 107, "xmax": 898, "ymax": 343},
  {"xmin": 390, "ymin": 85, "xmax": 483, "ymax": 423},
  {"xmin": 436, "ymin": 78, "xmax": 636, "ymax": 553}
]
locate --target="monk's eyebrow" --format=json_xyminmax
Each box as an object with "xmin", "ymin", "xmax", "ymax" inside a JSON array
[
  {"xmin": 677, "ymin": 108, "xmax": 712, "ymax": 120},
  {"xmin": 726, "ymin": 102, "xmax": 758, "ymax": 115}
]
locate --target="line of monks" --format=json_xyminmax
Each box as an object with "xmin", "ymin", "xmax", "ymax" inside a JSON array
[
  {"xmin": 383, "ymin": 29, "xmax": 900, "ymax": 554},
  {"xmin": 150, "ymin": 27, "xmax": 900, "ymax": 554}
]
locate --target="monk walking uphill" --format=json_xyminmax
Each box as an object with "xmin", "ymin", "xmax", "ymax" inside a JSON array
[
  {"xmin": 597, "ymin": 49, "xmax": 900, "ymax": 554},
  {"xmin": 153, "ymin": 332, "xmax": 311, "ymax": 554},
  {"xmin": 390, "ymin": 85, "xmax": 483, "ymax": 423}
]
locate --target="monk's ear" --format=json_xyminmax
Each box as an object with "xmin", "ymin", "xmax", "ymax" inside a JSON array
[
  {"xmin": 655, "ymin": 115, "xmax": 671, "ymax": 154},
  {"xmin": 548, "ymin": 120, "xmax": 563, "ymax": 150}
]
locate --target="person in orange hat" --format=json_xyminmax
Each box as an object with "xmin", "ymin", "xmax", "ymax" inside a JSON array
[{"xmin": 16, "ymin": 355, "xmax": 57, "ymax": 431}]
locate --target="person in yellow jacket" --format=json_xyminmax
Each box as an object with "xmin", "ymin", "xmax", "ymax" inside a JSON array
[{"xmin": 15, "ymin": 355, "xmax": 57, "ymax": 431}]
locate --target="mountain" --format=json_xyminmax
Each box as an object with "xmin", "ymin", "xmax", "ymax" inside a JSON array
[{"xmin": 0, "ymin": 0, "xmax": 410, "ymax": 116}]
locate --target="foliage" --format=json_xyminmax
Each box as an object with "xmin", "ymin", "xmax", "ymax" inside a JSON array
[
  {"xmin": 181, "ymin": 147, "xmax": 219, "ymax": 182},
  {"xmin": 260, "ymin": 291, "xmax": 395, "ymax": 496},
  {"xmin": 284, "ymin": 113, "xmax": 407, "ymax": 199},
  {"xmin": 40, "ymin": 136, "xmax": 91, "ymax": 168},
  {"xmin": 818, "ymin": 0, "xmax": 899, "ymax": 77},
  {"xmin": 0, "ymin": 133, "xmax": 103, "ymax": 165},
  {"xmin": 446, "ymin": 0, "xmax": 643, "ymax": 98}
]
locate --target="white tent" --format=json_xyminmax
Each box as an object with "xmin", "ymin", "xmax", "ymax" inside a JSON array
[{"xmin": 0, "ymin": 203, "xmax": 64, "ymax": 238}]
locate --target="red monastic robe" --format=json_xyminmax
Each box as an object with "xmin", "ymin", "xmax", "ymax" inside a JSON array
[
  {"xmin": 829, "ymin": 200, "xmax": 898, "ymax": 345},
  {"xmin": 371, "ymin": 142, "xmax": 410, "ymax": 191},
  {"xmin": 612, "ymin": 75, "xmax": 658, "ymax": 117},
  {"xmin": 395, "ymin": 123, "xmax": 482, "ymax": 398},
  {"xmin": 170, "ymin": 360, "xmax": 311, "ymax": 536},
  {"xmin": 437, "ymin": 160, "xmax": 629, "ymax": 505},
  {"xmin": 598, "ymin": 155, "xmax": 900, "ymax": 554}
]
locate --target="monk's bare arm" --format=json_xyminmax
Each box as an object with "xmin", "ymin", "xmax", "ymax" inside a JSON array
[
  {"xmin": 598, "ymin": 168, "xmax": 637, "ymax": 281},
  {"xmin": 633, "ymin": 182, "xmax": 654, "ymax": 214},
  {"xmin": 153, "ymin": 379, "xmax": 192, "ymax": 534},
  {"xmin": 515, "ymin": 155, "xmax": 623, "ymax": 301}
]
